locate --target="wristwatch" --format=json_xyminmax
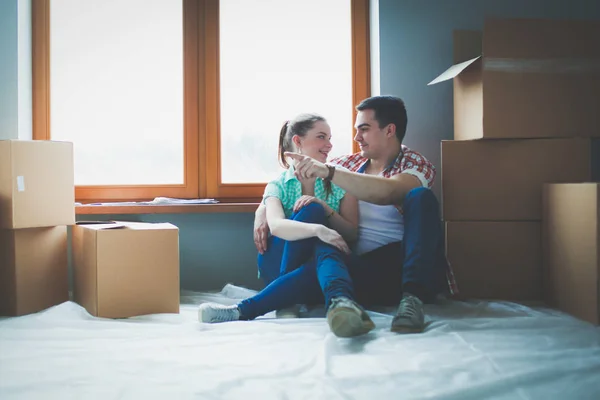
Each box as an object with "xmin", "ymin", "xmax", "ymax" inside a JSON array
[{"xmin": 325, "ymin": 164, "xmax": 336, "ymax": 182}]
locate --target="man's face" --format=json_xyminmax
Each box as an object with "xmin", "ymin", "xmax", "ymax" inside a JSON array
[{"xmin": 353, "ymin": 109, "xmax": 388, "ymax": 159}]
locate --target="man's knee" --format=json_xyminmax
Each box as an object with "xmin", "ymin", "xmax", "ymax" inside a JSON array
[
  {"xmin": 404, "ymin": 187, "xmax": 438, "ymax": 208},
  {"xmin": 292, "ymin": 202, "xmax": 326, "ymax": 223}
]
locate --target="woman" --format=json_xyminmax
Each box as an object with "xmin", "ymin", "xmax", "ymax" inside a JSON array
[{"xmin": 198, "ymin": 113, "xmax": 375, "ymax": 338}]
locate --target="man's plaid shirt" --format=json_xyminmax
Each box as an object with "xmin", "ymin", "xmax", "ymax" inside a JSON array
[{"xmin": 329, "ymin": 145, "xmax": 459, "ymax": 296}]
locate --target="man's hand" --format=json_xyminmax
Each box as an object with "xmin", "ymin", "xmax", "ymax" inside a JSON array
[
  {"xmin": 284, "ymin": 152, "xmax": 329, "ymax": 180},
  {"xmin": 253, "ymin": 205, "xmax": 269, "ymax": 254}
]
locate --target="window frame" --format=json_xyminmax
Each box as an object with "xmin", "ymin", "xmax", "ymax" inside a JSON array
[{"xmin": 32, "ymin": 0, "xmax": 370, "ymax": 203}]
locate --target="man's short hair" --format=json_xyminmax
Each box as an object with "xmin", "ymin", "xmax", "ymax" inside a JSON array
[{"xmin": 356, "ymin": 96, "xmax": 407, "ymax": 144}]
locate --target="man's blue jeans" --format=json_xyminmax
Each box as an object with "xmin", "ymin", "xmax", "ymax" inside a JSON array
[
  {"xmin": 348, "ymin": 187, "xmax": 447, "ymax": 305},
  {"xmin": 238, "ymin": 203, "xmax": 355, "ymax": 320}
]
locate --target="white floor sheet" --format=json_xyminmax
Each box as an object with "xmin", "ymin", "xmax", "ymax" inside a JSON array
[{"xmin": 1, "ymin": 284, "xmax": 599, "ymax": 400}]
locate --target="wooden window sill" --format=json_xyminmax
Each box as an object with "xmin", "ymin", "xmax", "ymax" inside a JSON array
[{"xmin": 76, "ymin": 202, "xmax": 260, "ymax": 215}]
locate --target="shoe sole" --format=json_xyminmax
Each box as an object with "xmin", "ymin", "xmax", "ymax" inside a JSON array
[
  {"xmin": 328, "ymin": 307, "xmax": 375, "ymax": 338},
  {"xmin": 390, "ymin": 324, "xmax": 424, "ymax": 334},
  {"xmin": 275, "ymin": 311, "xmax": 300, "ymax": 319}
]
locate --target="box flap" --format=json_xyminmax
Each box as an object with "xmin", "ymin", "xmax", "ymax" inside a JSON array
[
  {"xmin": 111, "ymin": 221, "xmax": 178, "ymax": 231},
  {"xmin": 75, "ymin": 221, "xmax": 127, "ymax": 230},
  {"xmin": 75, "ymin": 221, "xmax": 178, "ymax": 231},
  {"xmin": 428, "ymin": 56, "xmax": 481, "ymax": 85}
]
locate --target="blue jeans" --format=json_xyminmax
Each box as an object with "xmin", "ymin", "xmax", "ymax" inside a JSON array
[
  {"xmin": 256, "ymin": 202, "xmax": 325, "ymax": 281},
  {"xmin": 238, "ymin": 203, "xmax": 355, "ymax": 320},
  {"xmin": 348, "ymin": 187, "xmax": 448, "ymax": 305}
]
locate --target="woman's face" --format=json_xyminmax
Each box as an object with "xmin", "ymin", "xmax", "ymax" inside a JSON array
[{"xmin": 293, "ymin": 121, "xmax": 333, "ymax": 163}]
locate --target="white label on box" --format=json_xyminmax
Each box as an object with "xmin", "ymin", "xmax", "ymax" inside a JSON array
[{"xmin": 17, "ymin": 176, "xmax": 25, "ymax": 192}]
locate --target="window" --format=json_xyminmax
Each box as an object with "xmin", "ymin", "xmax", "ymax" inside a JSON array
[{"xmin": 32, "ymin": 0, "xmax": 370, "ymax": 202}]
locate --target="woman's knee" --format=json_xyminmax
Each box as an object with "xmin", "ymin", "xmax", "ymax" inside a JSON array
[{"xmin": 291, "ymin": 202, "xmax": 326, "ymax": 224}]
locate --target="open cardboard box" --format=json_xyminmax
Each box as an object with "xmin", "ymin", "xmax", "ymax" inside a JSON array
[{"xmin": 429, "ymin": 18, "xmax": 600, "ymax": 140}]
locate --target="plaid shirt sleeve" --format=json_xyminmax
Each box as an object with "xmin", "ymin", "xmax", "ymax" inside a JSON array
[
  {"xmin": 401, "ymin": 150, "xmax": 436, "ymax": 189},
  {"xmin": 329, "ymin": 154, "xmax": 366, "ymax": 172}
]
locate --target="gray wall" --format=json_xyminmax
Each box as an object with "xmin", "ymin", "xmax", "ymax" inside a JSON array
[
  {"xmin": 0, "ymin": 0, "xmax": 18, "ymax": 140},
  {"xmin": 0, "ymin": 0, "xmax": 32, "ymax": 141},
  {"xmin": 377, "ymin": 0, "xmax": 600, "ymax": 200}
]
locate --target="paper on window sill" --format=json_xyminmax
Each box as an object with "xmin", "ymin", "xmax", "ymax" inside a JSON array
[{"xmin": 76, "ymin": 197, "xmax": 219, "ymax": 206}]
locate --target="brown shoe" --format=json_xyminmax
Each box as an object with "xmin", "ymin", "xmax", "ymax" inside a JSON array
[{"xmin": 326, "ymin": 297, "xmax": 375, "ymax": 338}]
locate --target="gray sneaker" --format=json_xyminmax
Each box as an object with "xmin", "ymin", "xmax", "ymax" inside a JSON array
[
  {"xmin": 198, "ymin": 303, "xmax": 241, "ymax": 323},
  {"xmin": 391, "ymin": 293, "xmax": 425, "ymax": 333},
  {"xmin": 326, "ymin": 297, "xmax": 375, "ymax": 338}
]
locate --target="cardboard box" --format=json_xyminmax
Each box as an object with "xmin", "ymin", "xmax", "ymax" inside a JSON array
[
  {"xmin": 0, "ymin": 226, "xmax": 69, "ymax": 316},
  {"xmin": 543, "ymin": 183, "xmax": 599, "ymax": 325},
  {"xmin": 72, "ymin": 221, "xmax": 180, "ymax": 318},
  {"xmin": 445, "ymin": 221, "xmax": 542, "ymax": 301},
  {"xmin": 442, "ymin": 138, "xmax": 599, "ymax": 221},
  {"xmin": 429, "ymin": 18, "xmax": 600, "ymax": 140},
  {"xmin": 0, "ymin": 140, "xmax": 75, "ymax": 229}
]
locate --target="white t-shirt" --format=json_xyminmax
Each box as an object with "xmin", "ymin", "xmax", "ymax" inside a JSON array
[{"xmin": 354, "ymin": 200, "xmax": 404, "ymax": 255}]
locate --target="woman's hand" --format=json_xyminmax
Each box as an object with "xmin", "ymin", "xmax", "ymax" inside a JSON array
[
  {"xmin": 316, "ymin": 225, "xmax": 351, "ymax": 254},
  {"xmin": 292, "ymin": 195, "xmax": 325, "ymax": 213}
]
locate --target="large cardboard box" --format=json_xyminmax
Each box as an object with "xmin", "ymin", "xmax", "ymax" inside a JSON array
[
  {"xmin": 0, "ymin": 140, "xmax": 75, "ymax": 229},
  {"xmin": 0, "ymin": 226, "xmax": 69, "ymax": 316},
  {"xmin": 72, "ymin": 221, "xmax": 180, "ymax": 318},
  {"xmin": 445, "ymin": 221, "xmax": 542, "ymax": 301},
  {"xmin": 442, "ymin": 138, "xmax": 599, "ymax": 221},
  {"xmin": 429, "ymin": 18, "xmax": 600, "ymax": 140},
  {"xmin": 543, "ymin": 183, "xmax": 599, "ymax": 325}
]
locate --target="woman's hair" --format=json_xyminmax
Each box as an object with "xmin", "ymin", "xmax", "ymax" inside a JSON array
[{"xmin": 277, "ymin": 113, "xmax": 332, "ymax": 199}]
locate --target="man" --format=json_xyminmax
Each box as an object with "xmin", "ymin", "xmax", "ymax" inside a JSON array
[{"xmin": 254, "ymin": 95, "xmax": 458, "ymax": 333}]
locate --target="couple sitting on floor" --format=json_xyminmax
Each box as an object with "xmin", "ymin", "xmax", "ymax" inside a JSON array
[{"xmin": 198, "ymin": 95, "xmax": 458, "ymax": 338}]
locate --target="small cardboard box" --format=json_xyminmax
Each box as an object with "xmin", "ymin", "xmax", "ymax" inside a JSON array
[
  {"xmin": 0, "ymin": 226, "xmax": 69, "ymax": 316},
  {"xmin": 543, "ymin": 183, "xmax": 599, "ymax": 325},
  {"xmin": 442, "ymin": 138, "xmax": 599, "ymax": 221},
  {"xmin": 445, "ymin": 221, "xmax": 542, "ymax": 301},
  {"xmin": 72, "ymin": 221, "xmax": 180, "ymax": 319},
  {"xmin": 429, "ymin": 18, "xmax": 600, "ymax": 140},
  {"xmin": 0, "ymin": 140, "xmax": 75, "ymax": 229}
]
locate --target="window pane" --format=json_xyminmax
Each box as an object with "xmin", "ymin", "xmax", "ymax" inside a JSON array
[
  {"xmin": 50, "ymin": 0, "xmax": 184, "ymax": 185},
  {"xmin": 219, "ymin": 0, "xmax": 353, "ymax": 183}
]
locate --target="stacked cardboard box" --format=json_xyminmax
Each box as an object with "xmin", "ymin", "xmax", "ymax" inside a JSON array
[
  {"xmin": 430, "ymin": 18, "xmax": 600, "ymax": 303},
  {"xmin": 543, "ymin": 183, "xmax": 600, "ymax": 325},
  {"xmin": 1, "ymin": 140, "xmax": 181, "ymax": 319},
  {"xmin": 0, "ymin": 140, "xmax": 75, "ymax": 316}
]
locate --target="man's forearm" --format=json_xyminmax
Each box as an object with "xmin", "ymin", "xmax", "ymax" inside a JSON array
[
  {"xmin": 331, "ymin": 168, "xmax": 416, "ymax": 205},
  {"xmin": 286, "ymin": 151, "xmax": 421, "ymax": 206}
]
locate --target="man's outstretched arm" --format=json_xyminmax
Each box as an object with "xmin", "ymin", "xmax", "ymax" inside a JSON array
[{"xmin": 286, "ymin": 152, "xmax": 423, "ymax": 205}]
